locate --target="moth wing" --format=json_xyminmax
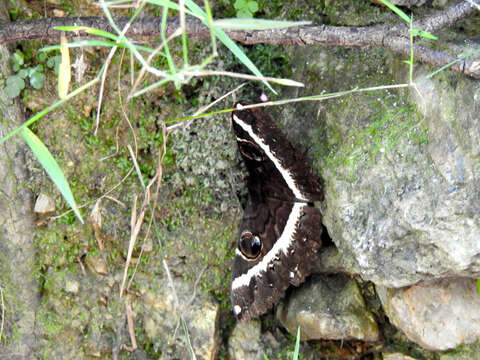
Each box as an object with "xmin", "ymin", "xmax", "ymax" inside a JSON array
[
  {"xmin": 230, "ymin": 198, "xmax": 322, "ymax": 321},
  {"xmin": 232, "ymin": 104, "xmax": 323, "ymax": 202}
]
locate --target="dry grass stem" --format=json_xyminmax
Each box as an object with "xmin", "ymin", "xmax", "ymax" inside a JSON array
[{"xmin": 126, "ymin": 303, "xmax": 138, "ymax": 349}]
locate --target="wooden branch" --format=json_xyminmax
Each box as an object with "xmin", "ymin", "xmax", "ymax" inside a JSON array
[{"xmin": 0, "ymin": 2, "xmax": 477, "ymax": 78}]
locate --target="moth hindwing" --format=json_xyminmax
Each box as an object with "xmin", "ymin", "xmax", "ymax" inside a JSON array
[{"xmin": 230, "ymin": 103, "xmax": 323, "ymax": 321}]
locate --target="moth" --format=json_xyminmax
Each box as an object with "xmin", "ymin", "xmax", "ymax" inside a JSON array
[{"xmin": 231, "ymin": 103, "xmax": 324, "ymax": 321}]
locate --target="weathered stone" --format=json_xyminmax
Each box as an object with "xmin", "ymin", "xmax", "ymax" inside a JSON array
[
  {"xmin": 276, "ymin": 274, "xmax": 379, "ymax": 341},
  {"xmin": 86, "ymin": 255, "xmax": 108, "ymax": 276},
  {"xmin": 0, "ymin": 2, "xmax": 38, "ymax": 358},
  {"xmin": 34, "ymin": 193, "xmax": 56, "ymax": 214},
  {"xmin": 382, "ymin": 353, "xmax": 419, "ymax": 360},
  {"xmin": 228, "ymin": 320, "xmax": 264, "ymax": 360},
  {"xmin": 378, "ymin": 278, "xmax": 480, "ymax": 350},
  {"xmin": 65, "ymin": 278, "xmax": 80, "ymax": 294},
  {"xmin": 287, "ymin": 44, "xmax": 480, "ymax": 288},
  {"xmin": 137, "ymin": 274, "xmax": 219, "ymax": 360}
]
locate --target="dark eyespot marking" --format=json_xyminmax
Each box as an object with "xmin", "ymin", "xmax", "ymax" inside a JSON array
[{"xmin": 239, "ymin": 231, "xmax": 263, "ymax": 259}]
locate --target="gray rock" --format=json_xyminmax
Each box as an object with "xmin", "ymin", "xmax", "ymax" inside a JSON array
[
  {"xmin": 34, "ymin": 193, "xmax": 56, "ymax": 214},
  {"xmin": 292, "ymin": 45, "xmax": 480, "ymax": 288},
  {"xmin": 378, "ymin": 278, "xmax": 480, "ymax": 350},
  {"xmin": 276, "ymin": 274, "xmax": 379, "ymax": 341},
  {"xmin": 228, "ymin": 320, "xmax": 264, "ymax": 360},
  {"xmin": 0, "ymin": 2, "xmax": 38, "ymax": 358},
  {"xmin": 137, "ymin": 274, "xmax": 220, "ymax": 360},
  {"xmin": 85, "ymin": 255, "xmax": 108, "ymax": 276},
  {"xmin": 65, "ymin": 278, "xmax": 80, "ymax": 294},
  {"xmin": 383, "ymin": 353, "xmax": 419, "ymax": 360}
]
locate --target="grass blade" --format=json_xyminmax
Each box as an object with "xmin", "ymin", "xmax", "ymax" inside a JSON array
[
  {"xmin": 58, "ymin": 34, "xmax": 71, "ymax": 99},
  {"xmin": 213, "ymin": 18, "xmax": 311, "ymax": 30},
  {"xmin": 184, "ymin": 0, "xmax": 275, "ymax": 93},
  {"xmin": 379, "ymin": 0, "xmax": 411, "ymax": 23},
  {"xmin": 411, "ymin": 29, "xmax": 437, "ymax": 40},
  {"xmin": 54, "ymin": 26, "xmax": 120, "ymax": 41},
  {"xmin": 21, "ymin": 127, "xmax": 84, "ymax": 223},
  {"xmin": 293, "ymin": 326, "xmax": 301, "ymax": 360}
]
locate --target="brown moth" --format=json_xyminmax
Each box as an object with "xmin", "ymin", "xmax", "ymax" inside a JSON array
[{"xmin": 231, "ymin": 103, "xmax": 324, "ymax": 321}]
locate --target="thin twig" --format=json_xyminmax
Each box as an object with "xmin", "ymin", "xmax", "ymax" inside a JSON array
[
  {"xmin": 166, "ymin": 82, "xmax": 247, "ymax": 132},
  {"xmin": 126, "ymin": 302, "xmax": 138, "ymax": 350},
  {"xmin": 120, "ymin": 194, "xmax": 146, "ymax": 297}
]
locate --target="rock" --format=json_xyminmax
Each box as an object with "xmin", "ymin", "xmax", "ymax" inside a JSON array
[
  {"xmin": 34, "ymin": 193, "xmax": 56, "ymax": 214},
  {"xmin": 228, "ymin": 320, "xmax": 264, "ymax": 360},
  {"xmin": 86, "ymin": 255, "xmax": 108, "ymax": 276},
  {"xmin": 383, "ymin": 353, "xmax": 419, "ymax": 360},
  {"xmin": 286, "ymin": 44, "xmax": 480, "ymax": 288},
  {"xmin": 65, "ymin": 278, "xmax": 80, "ymax": 294},
  {"xmin": 377, "ymin": 278, "xmax": 480, "ymax": 350},
  {"xmin": 137, "ymin": 274, "xmax": 219, "ymax": 360},
  {"xmin": 276, "ymin": 274, "xmax": 379, "ymax": 342},
  {"xmin": 313, "ymin": 246, "xmax": 349, "ymax": 274}
]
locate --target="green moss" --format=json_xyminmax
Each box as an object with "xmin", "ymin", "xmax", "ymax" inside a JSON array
[{"xmin": 320, "ymin": 100, "xmax": 428, "ymax": 182}]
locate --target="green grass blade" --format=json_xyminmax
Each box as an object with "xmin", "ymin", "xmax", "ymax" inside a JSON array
[
  {"xmin": 1, "ymin": 78, "xmax": 99, "ymax": 144},
  {"xmin": 213, "ymin": 18, "xmax": 311, "ymax": 30},
  {"xmin": 293, "ymin": 326, "xmax": 301, "ymax": 360},
  {"xmin": 184, "ymin": 0, "xmax": 275, "ymax": 93},
  {"xmin": 41, "ymin": 40, "xmax": 155, "ymax": 53},
  {"xmin": 20, "ymin": 127, "xmax": 84, "ymax": 223},
  {"xmin": 54, "ymin": 26, "xmax": 119, "ymax": 41},
  {"xmin": 411, "ymin": 29, "xmax": 437, "ymax": 40},
  {"xmin": 379, "ymin": 0, "xmax": 411, "ymax": 23}
]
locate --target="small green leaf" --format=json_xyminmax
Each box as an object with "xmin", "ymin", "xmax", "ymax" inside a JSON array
[
  {"xmin": 477, "ymin": 279, "xmax": 480, "ymax": 296},
  {"xmin": 412, "ymin": 28, "xmax": 437, "ymax": 40},
  {"xmin": 5, "ymin": 75, "xmax": 25, "ymax": 98},
  {"xmin": 30, "ymin": 71, "xmax": 45, "ymax": 89},
  {"xmin": 237, "ymin": 9, "xmax": 252, "ymax": 18},
  {"xmin": 20, "ymin": 127, "xmax": 84, "ymax": 224},
  {"xmin": 12, "ymin": 50, "xmax": 24, "ymax": 72},
  {"xmin": 234, "ymin": 0, "xmax": 246, "ymax": 10},
  {"xmin": 47, "ymin": 55, "xmax": 62, "ymax": 73},
  {"xmin": 247, "ymin": 1, "xmax": 259, "ymax": 12},
  {"xmin": 37, "ymin": 52, "xmax": 47, "ymax": 62},
  {"xmin": 17, "ymin": 68, "xmax": 29, "ymax": 79}
]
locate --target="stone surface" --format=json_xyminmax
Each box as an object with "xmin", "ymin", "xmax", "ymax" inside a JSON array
[
  {"xmin": 137, "ymin": 274, "xmax": 220, "ymax": 360},
  {"xmin": 34, "ymin": 193, "xmax": 56, "ymax": 214},
  {"xmin": 285, "ymin": 44, "xmax": 480, "ymax": 288},
  {"xmin": 228, "ymin": 320, "xmax": 264, "ymax": 360},
  {"xmin": 378, "ymin": 278, "xmax": 480, "ymax": 350},
  {"xmin": 0, "ymin": 1, "xmax": 38, "ymax": 359},
  {"xmin": 276, "ymin": 274, "xmax": 379, "ymax": 341},
  {"xmin": 86, "ymin": 255, "xmax": 108, "ymax": 276},
  {"xmin": 383, "ymin": 353, "xmax": 419, "ymax": 360}
]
